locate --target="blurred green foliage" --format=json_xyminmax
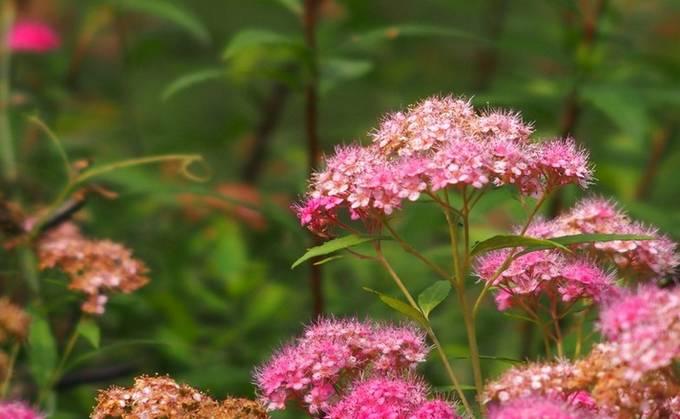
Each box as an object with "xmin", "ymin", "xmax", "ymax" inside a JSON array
[{"xmin": 1, "ymin": 0, "xmax": 679, "ymax": 417}]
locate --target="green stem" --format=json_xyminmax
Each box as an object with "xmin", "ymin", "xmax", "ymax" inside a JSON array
[
  {"xmin": 39, "ymin": 315, "xmax": 84, "ymax": 405},
  {"xmin": 0, "ymin": 0, "xmax": 16, "ymax": 182},
  {"xmin": 374, "ymin": 245, "xmax": 473, "ymax": 417},
  {"xmin": 0, "ymin": 341, "xmax": 19, "ymax": 398},
  {"xmin": 441, "ymin": 191, "xmax": 484, "ymax": 411},
  {"xmin": 382, "ymin": 219, "xmax": 450, "ymax": 281}
]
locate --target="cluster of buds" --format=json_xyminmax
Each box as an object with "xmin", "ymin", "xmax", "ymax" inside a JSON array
[
  {"xmin": 37, "ymin": 222, "xmax": 149, "ymax": 315},
  {"xmin": 295, "ymin": 95, "xmax": 593, "ymax": 236},
  {"xmin": 254, "ymin": 318, "xmax": 457, "ymax": 417},
  {"xmin": 91, "ymin": 375, "xmax": 267, "ymax": 419}
]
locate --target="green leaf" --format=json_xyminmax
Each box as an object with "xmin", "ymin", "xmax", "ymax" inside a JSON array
[
  {"xmin": 28, "ymin": 313, "xmax": 58, "ymax": 389},
  {"xmin": 470, "ymin": 234, "xmax": 570, "ymax": 257},
  {"xmin": 313, "ymin": 255, "xmax": 345, "ymax": 266},
  {"xmin": 320, "ymin": 57, "xmax": 373, "ymax": 93},
  {"xmin": 113, "ymin": 0, "xmax": 210, "ymax": 44},
  {"xmin": 363, "ymin": 288, "xmax": 427, "ymax": 328},
  {"xmin": 417, "ymin": 281, "xmax": 451, "ymax": 319},
  {"xmin": 291, "ymin": 235, "xmax": 382, "ymax": 269},
  {"xmin": 582, "ymin": 87, "xmax": 649, "ymax": 143},
  {"xmin": 223, "ymin": 29, "xmax": 302, "ymax": 61},
  {"xmin": 76, "ymin": 318, "xmax": 100, "ymax": 349},
  {"xmin": 548, "ymin": 233, "xmax": 653, "ymax": 246},
  {"xmin": 270, "ymin": 0, "xmax": 302, "ymax": 15},
  {"xmin": 162, "ymin": 68, "xmax": 224, "ymax": 101},
  {"xmin": 434, "ymin": 384, "xmax": 478, "ymax": 392}
]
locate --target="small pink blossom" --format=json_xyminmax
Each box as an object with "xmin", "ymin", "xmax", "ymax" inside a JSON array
[
  {"xmin": 0, "ymin": 401, "xmax": 43, "ymax": 419},
  {"xmin": 535, "ymin": 138, "xmax": 593, "ymax": 190},
  {"xmin": 487, "ymin": 396, "xmax": 597, "ymax": 419},
  {"xmin": 8, "ymin": 21, "xmax": 60, "ymax": 53},
  {"xmin": 409, "ymin": 400, "xmax": 458, "ymax": 419}
]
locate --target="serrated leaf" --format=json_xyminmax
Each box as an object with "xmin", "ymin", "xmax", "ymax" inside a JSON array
[
  {"xmin": 363, "ymin": 287, "xmax": 427, "ymax": 328},
  {"xmin": 417, "ymin": 281, "xmax": 451, "ymax": 319},
  {"xmin": 223, "ymin": 29, "xmax": 302, "ymax": 61},
  {"xmin": 28, "ymin": 312, "xmax": 58, "ymax": 389},
  {"xmin": 76, "ymin": 318, "xmax": 100, "ymax": 349},
  {"xmin": 470, "ymin": 235, "xmax": 570, "ymax": 257},
  {"xmin": 162, "ymin": 68, "xmax": 224, "ymax": 101},
  {"xmin": 113, "ymin": 0, "xmax": 210, "ymax": 44},
  {"xmin": 291, "ymin": 235, "xmax": 382, "ymax": 269}
]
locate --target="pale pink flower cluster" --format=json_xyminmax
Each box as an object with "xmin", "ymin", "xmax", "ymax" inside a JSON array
[
  {"xmin": 0, "ymin": 401, "xmax": 43, "ymax": 419},
  {"xmin": 8, "ymin": 21, "xmax": 60, "ymax": 53},
  {"xmin": 597, "ymin": 285, "xmax": 680, "ymax": 380},
  {"xmin": 487, "ymin": 396, "xmax": 597, "ymax": 419},
  {"xmin": 475, "ymin": 249, "xmax": 617, "ymax": 310},
  {"xmin": 296, "ymin": 96, "xmax": 593, "ymax": 235},
  {"xmin": 481, "ymin": 361, "xmax": 583, "ymax": 405},
  {"xmin": 327, "ymin": 377, "xmax": 458, "ymax": 419},
  {"xmin": 526, "ymin": 198, "xmax": 679, "ymax": 279},
  {"xmin": 254, "ymin": 318, "xmax": 428, "ymax": 414}
]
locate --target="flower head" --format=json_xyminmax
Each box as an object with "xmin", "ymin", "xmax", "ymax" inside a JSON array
[
  {"xmin": 535, "ymin": 138, "xmax": 593, "ymax": 190},
  {"xmin": 254, "ymin": 318, "xmax": 427, "ymax": 414},
  {"xmin": 0, "ymin": 401, "xmax": 42, "ymax": 419},
  {"xmin": 8, "ymin": 21, "xmax": 60, "ymax": 53},
  {"xmin": 0, "ymin": 298, "xmax": 30, "ymax": 342},
  {"xmin": 37, "ymin": 222, "xmax": 149, "ymax": 315},
  {"xmin": 487, "ymin": 396, "xmax": 596, "ymax": 419}
]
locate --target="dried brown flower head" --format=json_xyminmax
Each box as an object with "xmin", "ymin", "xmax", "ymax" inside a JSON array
[
  {"xmin": 571, "ymin": 343, "xmax": 680, "ymax": 419},
  {"xmin": 37, "ymin": 223, "xmax": 149, "ymax": 315},
  {"xmin": 0, "ymin": 297, "xmax": 30, "ymax": 342},
  {"xmin": 91, "ymin": 375, "xmax": 268, "ymax": 419}
]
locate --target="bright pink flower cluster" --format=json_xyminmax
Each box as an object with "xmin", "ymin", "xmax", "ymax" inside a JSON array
[
  {"xmin": 0, "ymin": 401, "xmax": 43, "ymax": 419},
  {"xmin": 597, "ymin": 285, "xmax": 680, "ymax": 380},
  {"xmin": 487, "ymin": 396, "xmax": 597, "ymax": 419},
  {"xmin": 8, "ymin": 21, "xmax": 60, "ymax": 53},
  {"xmin": 296, "ymin": 96, "xmax": 593, "ymax": 236},
  {"xmin": 254, "ymin": 318, "xmax": 428, "ymax": 414},
  {"xmin": 327, "ymin": 377, "xmax": 458, "ymax": 419},
  {"xmin": 475, "ymin": 249, "xmax": 617, "ymax": 310},
  {"xmin": 526, "ymin": 198, "xmax": 679, "ymax": 279}
]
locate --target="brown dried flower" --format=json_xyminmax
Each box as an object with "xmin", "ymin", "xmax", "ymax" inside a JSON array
[
  {"xmin": 91, "ymin": 375, "xmax": 268, "ymax": 419},
  {"xmin": 0, "ymin": 297, "xmax": 31, "ymax": 342},
  {"xmin": 37, "ymin": 223, "xmax": 149, "ymax": 315}
]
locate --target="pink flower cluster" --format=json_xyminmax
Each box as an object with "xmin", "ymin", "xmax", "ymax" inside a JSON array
[
  {"xmin": 8, "ymin": 21, "xmax": 60, "ymax": 53},
  {"xmin": 296, "ymin": 96, "xmax": 593, "ymax": 236},
  {"xmin": 487, "ymin": 396, "xmax": 597, "ymax": 419},
  {"xmin": 526, "ymin": 198, "xmax": 679, "ymax": 279},
  {"xmin": 327, "ymin": 377, "xmax": 458, "ymax": 419},
  {"xmin": 254, "ymin": 318, "xmax": 429, "ymax": 414},
  {"xmin": 0, "ymin": 401, "xmax": 43, "ymax": 419},
  {"xmin": 598, "ymin": 285, "xmax": 680, "ymax": 380},
  {"xmin": 475, "ymin": 249, "xmax": 617, "ymax": 311}
]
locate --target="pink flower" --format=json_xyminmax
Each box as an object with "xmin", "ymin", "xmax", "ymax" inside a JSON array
[
  {"xmin": 535, "ymin": 138, "xmax": 593, "ymax": 190},
  {"xmin": 254, "ymin": 318, "xmax": 428, "ymax": 414},
  {"xmin": 475, "ymin": 250, "xmax": 616, "ymax": 310},
  {"xmin": 8, "ymin": 21, "xmax": 60, "ymax": 53},
  {"xmin": 0, "ymin": 401, "xmax": 43, "ymax": 419},
  {"xmin": 328, "ymin": 377, "xmax": 458, "ymax": 419},
  {"xmin": 598, "ymin": 286, "xmax": 680, "ymax": 380},
  {"xmin": 487, "ymin": 396, "xmax": 597, "ymax": 419},
  {"xmin": 527, "ymin": 197, "xmax": 679, "ymax": 279}
]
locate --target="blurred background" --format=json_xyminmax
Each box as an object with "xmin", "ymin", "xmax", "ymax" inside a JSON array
[{"xmin": 1, "ymin": 0, "xmax": 679, "ymax": 417}]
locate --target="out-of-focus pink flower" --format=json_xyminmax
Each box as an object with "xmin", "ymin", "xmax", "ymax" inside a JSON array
[
  {"xmin": 598, "ymin": 285, "xmax": 680, "ymax": 380},
  {"xmin": 254, "ymin": 318, "xmax": 428, "ymax": 414},
  {"xmin": 8, "ymin": 21, "xmax": 60, "ymax": 53},
  {"xmin": 0, "ymin": 401, "xmax": 43, "ymax": 419},
  {"xmin": 487, "ymin": 396, "xmax": 597, "ymax": 419}
]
